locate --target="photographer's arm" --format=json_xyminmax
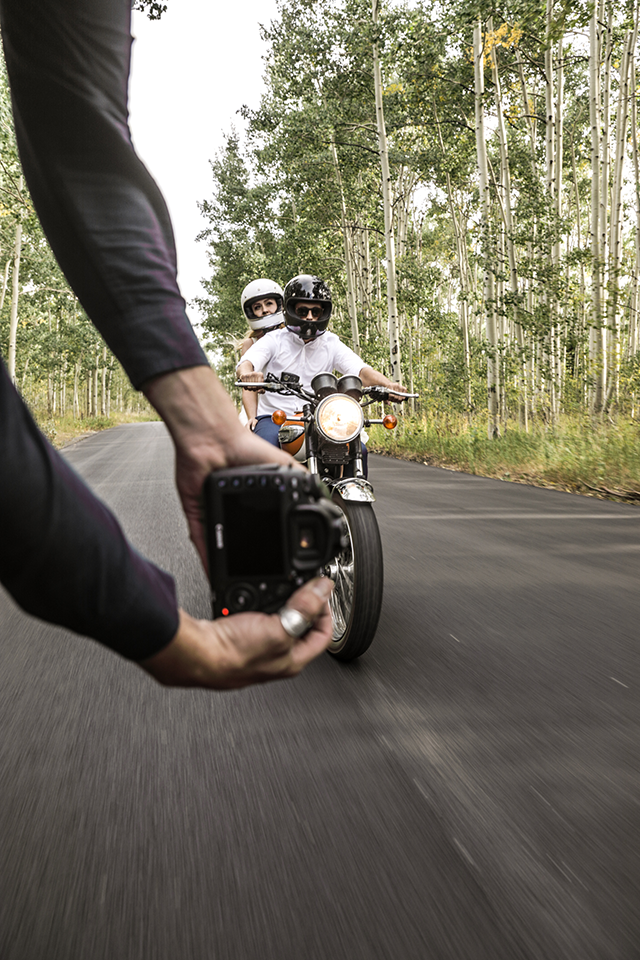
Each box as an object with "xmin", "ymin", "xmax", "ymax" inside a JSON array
[{"xmin": 1, "ymin": 362, "xmax": 331, "ymax": 683}]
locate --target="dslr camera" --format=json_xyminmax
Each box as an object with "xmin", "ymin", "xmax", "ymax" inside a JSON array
[{"xmin": 203, "ymin": 464, "xmax": 346, "ymax": 618}]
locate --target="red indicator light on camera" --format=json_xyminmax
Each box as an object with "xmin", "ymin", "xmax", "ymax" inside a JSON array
[{"xmin": 222, "ymin": 608, "xmax": 229, "ymax": 616}]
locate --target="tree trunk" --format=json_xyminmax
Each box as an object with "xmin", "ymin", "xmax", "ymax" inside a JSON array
[
  {"xmin": 474, "ymin": 21, "xmax": 499, "ymax": 436},
  {"xmin": 608, "ymin": 26, "xmax": 637, "ymax": 401},
  {"xmin": 7, "ymin": 180, "xmax": 24, "ymax": 384},
  {"xmin": 632, "ymin": 55, "xmax": 640, "ymax": 358},
  {"xmin": 590, "ymin": 8, "xmax": 604, "ymax": 410},
  {"xmin": 330, "ymin": 139, "xmax": 360, "ymax": 353},
  {"xmin": 101, "ymin": 345, "xmax": 107, "ymax": 415},
  {"xmin": 0, "ymin": 259, "xmax": 11, "ymax": 315},
  {"xmin": 492, "ymin": 44, "xmax": 526, "ymax": 421},
  {"xmin": 372, "ymin": 0, "xmax": 401, "ymax": 383}
]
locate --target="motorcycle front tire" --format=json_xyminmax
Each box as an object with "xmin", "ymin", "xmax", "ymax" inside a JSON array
[{"xmin": 327, "ymin": 491, "xmax": 383, "ymax": 661}]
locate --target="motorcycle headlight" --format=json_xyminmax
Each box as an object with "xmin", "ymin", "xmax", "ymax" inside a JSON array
[{"xmin": 315, "ymin": 394, "xmax": 364, "ymax": 443}]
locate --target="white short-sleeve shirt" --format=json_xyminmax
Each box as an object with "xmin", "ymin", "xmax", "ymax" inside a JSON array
[{"xmin": 238, "ymin": 328, "xmax": 365, "ymax": 417}]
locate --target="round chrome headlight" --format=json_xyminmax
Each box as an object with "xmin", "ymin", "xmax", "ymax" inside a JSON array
[{"xmin": 315, "ymin": 393, "xmax": 364, "ymax": 443}]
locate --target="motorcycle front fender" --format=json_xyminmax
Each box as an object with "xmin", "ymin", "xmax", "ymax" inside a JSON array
[{"xmin": 330, "ymin": 478, "xmax": 376, "ymax": 502}]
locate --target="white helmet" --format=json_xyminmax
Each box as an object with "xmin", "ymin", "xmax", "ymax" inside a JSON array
[{"xmin": 241, "ymin": 278, "xmax": 285, "ymax": 331}]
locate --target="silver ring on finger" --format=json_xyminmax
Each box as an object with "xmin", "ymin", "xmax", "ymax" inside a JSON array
[{"xmin": 278, "ymin": 606, "xmax": 312, "ymax": 639}]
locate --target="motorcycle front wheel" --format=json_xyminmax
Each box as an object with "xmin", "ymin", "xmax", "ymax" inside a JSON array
[{"xmin": 326, "ymin": 492, "xmax": 383, "ymax": 661}]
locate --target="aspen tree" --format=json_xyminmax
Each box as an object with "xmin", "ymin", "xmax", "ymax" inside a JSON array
[
  {"xmin": 600, "ymin": 1, "xmax": 613, "ymax": 386},
  {"xmin": 608, "ymin": 26, "xmax": 637, "ymax": 400},
  {"xmin": 372, "ymin": 0, "xmax": 401, "ymax": 383},
  {"xmin": 491, "ymin": 38, "xmax": 526, "ymax": 422},
  {"xmin": 474, "ymin": 21, "xmax": 499, "ymax": 436},
  {"xmin": 330, "ymin": 138, "xmax": 360, "ymax": 353},
  {"xmin": 7, "ymin": 176, "xmax": 24, "ymax": 384},
  {"xmin": 434, "ymin": 101, "xmax": 472, "ymax": 409},
  {"xmin": 631, "ymin": 56, "xmax": 640, "ymax": 357},
  {"xmin": 590, "ymin": 8, "xmax": 604, "ymax": 409}
]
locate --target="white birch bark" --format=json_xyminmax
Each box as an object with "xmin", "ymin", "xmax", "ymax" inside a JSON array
[
  {"xmin": 631, "ymin": 57, "xmax": 640, "ymax": 357},
  {"xmin": 600, "ymin": 0, "xmax": 613, "ymax": 386},
  {"xmin": 492, "ymin": 43, "xmax": 526, "ymax": 421},
  {"xmin": 554, "ymin": 38, "xmax": 564, "ymax": 410},
  {"xmin": 608, "ymin": 26, "xmax": 637, "ymax": 397},
  {"xmin": 590, "ymin": 9, "xmax": 604, "ymax": 409},
  {"xmin": 7, "ymin": 212, "xmax": 23, "ymax": 383},
  {"xmin": 0, "ymin": 259, "xmax": 11, "ymax": 315},
  {"xmin": 474, "ymin": 21, "xmax": 498, "ymax": 436},
  {"xmin": 372, "ymin": 0, "xmax": 401, "ymax": 383},
  {"xmin": 330, "ymin": 139, "xmax": 360, "ymax": 353}
]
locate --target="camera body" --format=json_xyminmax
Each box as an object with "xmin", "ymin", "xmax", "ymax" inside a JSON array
[{"xmin": 203, "ymin": 464, "xmax": 345, "ymax": 618}]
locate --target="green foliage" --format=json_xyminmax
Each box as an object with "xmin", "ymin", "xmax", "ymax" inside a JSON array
[
  {"xmin": 370, "ymin": 413, "xmax": 640, "ymax": 494},
  {"xmin": 132, "ymin": 1, "xmax": 167, "ymax": 20}
]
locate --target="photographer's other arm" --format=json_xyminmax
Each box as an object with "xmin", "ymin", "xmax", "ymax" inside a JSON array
[{"xmin": 141, "ymin": 577, "xmax": 333, "ymax": 689}]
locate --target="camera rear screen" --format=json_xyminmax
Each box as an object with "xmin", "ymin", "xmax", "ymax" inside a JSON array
[{"xmin": 224, "ymin": 490, "xmax": 285, "ymax": 577}]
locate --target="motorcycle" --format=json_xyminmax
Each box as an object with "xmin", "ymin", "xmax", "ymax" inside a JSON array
[{"xmin": 237, "ymin": 371, "xmax": 417, "ymax": 661}]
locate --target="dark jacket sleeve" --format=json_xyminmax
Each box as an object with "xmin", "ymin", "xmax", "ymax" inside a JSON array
[
  {"xmin": 0, "ymin": 0, "xmax": 208, "ymax": 389},
  {"xmin": 0, "ymin": 362, "xmax": 179, "ymax": 659}
]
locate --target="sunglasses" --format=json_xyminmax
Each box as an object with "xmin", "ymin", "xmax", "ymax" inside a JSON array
[{"xmin": 294, "ymin": 304, "xmax": 323, "ymax": 319}]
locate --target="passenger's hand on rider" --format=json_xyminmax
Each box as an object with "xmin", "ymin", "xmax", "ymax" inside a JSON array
[
  {"xmin": 246, "ymin": 417, "xmax": 259, "ymax": 431},
  {"xmin": 139, "ymin": 577, "xmax": 334, "ymax": 689},
  {"xmin": 143, "ymin": 365, "xmax": 295, "ymax": 570}
]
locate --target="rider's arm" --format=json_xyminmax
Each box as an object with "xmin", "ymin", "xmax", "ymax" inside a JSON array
[
  {"xmin": 241, "ymin": 380, "xmax": 259, "ymax": 425},
  {"xmin": 236, "ymin": 333, "xmax": 274, "ymax": 380},
  {"xmin": 359, "ymin": 366, "xmax": 407, "ymax": 399}
]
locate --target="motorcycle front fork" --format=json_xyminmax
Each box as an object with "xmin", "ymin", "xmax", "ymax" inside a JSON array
[{"xmin": 303, "ymin": 403, "xmax": 364, "ymax": 479}]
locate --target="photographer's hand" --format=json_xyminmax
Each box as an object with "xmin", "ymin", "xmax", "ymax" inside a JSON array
[
  {"xmin": 139, "ymin": 578, "xmax": 334, "ymax": 688},
  {"xmin": 143, "ymin": 366, "xmax": 293, "ymax": 569}
]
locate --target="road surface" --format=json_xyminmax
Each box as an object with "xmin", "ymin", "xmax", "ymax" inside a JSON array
[{"xmin": 1, "ymin": 422, "xmax": 639, "ymax": 959}]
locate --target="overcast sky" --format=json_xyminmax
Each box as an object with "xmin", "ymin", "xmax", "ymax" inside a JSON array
[{"xmin": 129, "ymin": 1, "xmax": 279, "ymax": 323}]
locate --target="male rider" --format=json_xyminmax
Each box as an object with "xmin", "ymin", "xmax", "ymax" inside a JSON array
[{"xmin": 237, "ymin": 275, "xmax": 406, "ymax": 446}]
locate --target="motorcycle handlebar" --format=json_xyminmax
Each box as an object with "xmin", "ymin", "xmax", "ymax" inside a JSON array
[
  {"xmin": 363, "ymin": 387, "xmax": 420, "ymax": 399},
  {"xmin": 235, "ymin": 381, "xmax": 420, "ymax": 400}
]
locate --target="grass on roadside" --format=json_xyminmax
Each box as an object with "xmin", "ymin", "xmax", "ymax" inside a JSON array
[
  {"xmin": 368, "ymin": 413, "xmax": 640, "ymax": 501},
  {"xmin": 34, "ymin": 410, "xmax": 160, "ymax": 448}
]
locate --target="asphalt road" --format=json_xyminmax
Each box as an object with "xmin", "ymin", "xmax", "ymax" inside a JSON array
[{"xmin": 2, "ymin": 422, "xmax": 640, "ymax": 959}]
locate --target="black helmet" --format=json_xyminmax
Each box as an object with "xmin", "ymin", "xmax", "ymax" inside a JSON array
[{"xmin": 284, "ymin": 275, "xmax": 332, "ymax": 340}]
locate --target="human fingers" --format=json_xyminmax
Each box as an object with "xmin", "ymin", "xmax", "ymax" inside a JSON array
[
  {"xmin": 215, "ymin": 577, "xmax": 334, "ymax": 681},
  {"xmin": 241, "ymin": 373, "xmax": 265, "ymax": 392},
  {"xmin": 140, "ymin": 580, "xmax": 333, "ymax": 689}
]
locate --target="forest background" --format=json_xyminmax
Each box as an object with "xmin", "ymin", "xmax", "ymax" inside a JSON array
[{"xmin": 4, "ymin": 0, "xmax": 640, "ymax": 496}]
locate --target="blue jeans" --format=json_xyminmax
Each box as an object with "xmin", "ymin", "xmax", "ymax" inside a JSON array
[{"xmin": 253, "ymin": 415, "xmax": 281, "ymax": 446}]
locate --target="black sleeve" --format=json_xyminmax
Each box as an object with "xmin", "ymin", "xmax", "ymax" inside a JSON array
[
  {"xmin": 0, "ymin": 0, "xmax": 208, "ymax": 390},
  {"xmin": 0, "ymin": 361, "xmax": 179, "ymax": 660}
]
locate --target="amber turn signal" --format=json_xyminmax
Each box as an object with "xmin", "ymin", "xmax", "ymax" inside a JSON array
[
  {"xmin": 383, "ymin": 414, "xmax": 397, "ymax": 430},
  {"xmin": 272, "ymin": 409, "xmax": 287, "ymax": 425}
]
